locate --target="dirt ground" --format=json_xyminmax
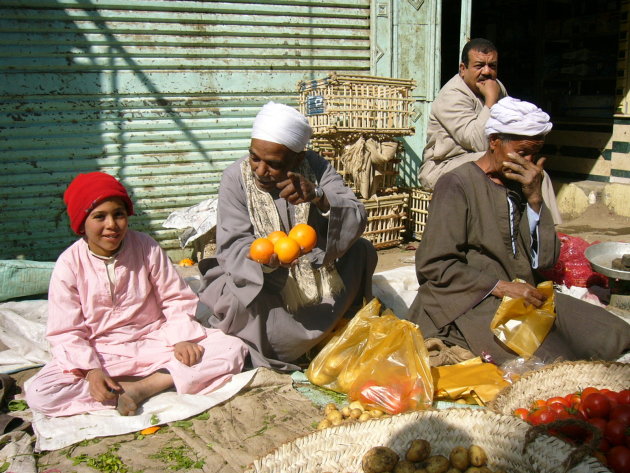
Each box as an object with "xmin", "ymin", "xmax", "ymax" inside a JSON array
[{"xmin": 3, "ymin": 202, "xmax": 629, "ymax": 473}]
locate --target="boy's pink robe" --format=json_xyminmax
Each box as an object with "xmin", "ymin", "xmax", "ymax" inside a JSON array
[{"xmin": 26, "ymin": 230, "xmax": 248, "ymax": 417}]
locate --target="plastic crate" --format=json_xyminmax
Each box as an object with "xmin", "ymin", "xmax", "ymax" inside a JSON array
[
  {"xmin": 361, "ymin": 192, "xmax": 408, "ymax": 249},
  {"xmin": 409, "ymin": 188, "xmax": 432, "ymax": 241},
  {"xmin": 298, "ymin": 73, "xmax": 416, "ymax": 136}
]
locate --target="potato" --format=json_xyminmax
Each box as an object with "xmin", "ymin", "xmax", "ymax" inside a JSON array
[
  {"xmin": 362, "ymin": 446, "xmax": 399, "ymax": 473},
  {"xmin": 414, "ymin": 469, "xmax": 429, "ymax": 473},
  {"xmin": 445, "ymin": 469, "xmax": 462, "ymax": 473},
  {"xmin": 369, "ymin": 409, "xmax": 385, "ymax": 418},
  {"xmin": 350, "ymin": 401, "xmax": 366, "ymax": 411},
  {"xmin": 350, "ymin": 408, "xmax": 363, "ymax": 419},
  {"xmin": 478, "ymin": 468, "xmax": 492, "ymax": 473},
  {"xmin": 324, "ymin": 403, "xmax": 338, "ymax": 415},
  {"xmin": 317, "ymin": 419, "xmax": 331, "ymax": 430},
  {"xmin": 393, "ymin": 460, "xmax": 416, "ymax": 473},
  {"xmin": 341, "ymin": 406, "xmax": 352, "ymax": 418},
  {"xmin": 449, "ymin": 446, "xmax": 469, "ymax": 470},
  {"xmin": 468, "ymin": 446, "xmax": 487, "ymax": 467},
  {"xmin": 326, "ymin": 410, "xmax": 343, "ymax": 423},
  {"xmin": 463, "ymin": 468, "xmax": 482, "ymax": 473},
  {"xmin": 359, "ymin": 412, "xmax": 372, "ymax": 422},
  {"xmin": 424, "ymin": 455, "xmax": 449, "ymax": 473},
  {"xmin": 406, "ymin": 439, "xmax": 431, "ymax": 462},
  {"xmin": 331, "ymin": 417, "xmax": 343, "ymax": 426}
]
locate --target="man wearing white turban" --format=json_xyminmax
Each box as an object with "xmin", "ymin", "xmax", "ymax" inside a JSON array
[
  {"xmin": 196, "ymin": 102, "xmax": 377, "ymax": 371},
  {"xmin": 418, "ymin": 38, "xmax": 561, "ymax": 224},
  {"xmin": 405, "ymin": 98, "xmax": 630, "ymax": 365}
]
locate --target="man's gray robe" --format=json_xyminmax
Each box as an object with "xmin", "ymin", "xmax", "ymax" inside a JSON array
[
  {"xmin": 407, "ymin": 162, "xmax": 629, "ymax": 365},
  {"xmin": 197, "ymin": 151, "xmax": 377, "ymax": 371}
]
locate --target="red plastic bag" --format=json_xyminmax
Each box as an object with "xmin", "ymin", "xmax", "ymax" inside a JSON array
[{"xmin": 539, "ymin": 233, "xmax": 608, "ymax": 288}]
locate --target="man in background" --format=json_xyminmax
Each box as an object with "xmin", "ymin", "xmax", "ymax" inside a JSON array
[{"xmin": 419, "ymin": 38, "xmax": 561, "ymax": 223}]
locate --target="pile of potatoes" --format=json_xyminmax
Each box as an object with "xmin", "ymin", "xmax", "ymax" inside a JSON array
[
  {"xmin": 317, "ymin": 401, "xmax": 389, "ymax": 430},
  {"xmin": 361, "ymin": 441, "xmax": 507, "ymax": 473}
]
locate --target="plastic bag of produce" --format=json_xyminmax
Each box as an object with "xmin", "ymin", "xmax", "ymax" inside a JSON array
[
  {"xmin": 490, "ymin": 280, "xmax": 556, "ymax": 359},
  {"xmin": 306, "ymin": 298, "xmax": 433, "ymax": 414}
]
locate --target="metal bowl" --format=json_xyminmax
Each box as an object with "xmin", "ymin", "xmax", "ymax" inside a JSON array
[{"xmin": 584, "ymin": 242, "xmax": 630, "ymax": 280}]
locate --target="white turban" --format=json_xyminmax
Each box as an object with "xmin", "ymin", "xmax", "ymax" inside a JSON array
[
  {"xmin": 251, "ymin": 101, "xmax": 312, "ymax": 152},
  {"xmin": 485, "ymin": 97, "xmax": 552, "ymax": 137}
]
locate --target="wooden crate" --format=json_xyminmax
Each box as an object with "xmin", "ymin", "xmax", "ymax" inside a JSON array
[
  {"xmin": 310, "ymin": 137, "xmax": 401, "ymax": 197},
  {"xmin": 361, "ymin": 192, "xmax": 408, "ymax": 249},
  {"xmin": 298, "ymin": 73, "xmax": 416, "ymax": 136},
  {"xmin": 409, "ymin": 188, "xmax": 432, "ymax": 241}
]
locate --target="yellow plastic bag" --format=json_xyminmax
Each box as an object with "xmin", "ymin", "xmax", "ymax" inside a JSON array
[
  {"xmin": 306, "ymin": 298, "xmax": 433, "ymax": 414},
  {"xmin": 490, "ymin": 280, "xmax": 556, "ymax": 359},
  {"xmin": 432, "ymin": 357, "xmax": 510, "ymax": 406}
]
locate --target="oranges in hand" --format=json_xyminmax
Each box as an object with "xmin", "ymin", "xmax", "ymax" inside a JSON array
[
  {"xmin": 248, "ymin": 224, "xmax": 317, "ymax": 265},
  {"xmin": 249, "ymin": 237, "xmax": 275, "ymax": 264},
  {"xmin": 274, "ymin": 236, "xmax": 301, "ymax": 264},
  {"xmin": 288, "ymin": 223, "xmax": 317, "ymax": 253},
  {"xmin": 267, "ymin": 231, "xmax": 288, "ymax": 245}
]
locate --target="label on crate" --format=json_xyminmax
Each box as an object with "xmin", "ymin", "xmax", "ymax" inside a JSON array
[{"xmin": 305, "ymin": 96, "xmax": 325, "ymax": 115}]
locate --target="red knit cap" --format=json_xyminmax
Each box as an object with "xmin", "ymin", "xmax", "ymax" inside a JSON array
[{"xmin": 63, "ymin": 172, "xmax": 134, "ymax": 234}]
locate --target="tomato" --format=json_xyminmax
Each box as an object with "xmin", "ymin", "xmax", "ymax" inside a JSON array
[
  {"xmin": 619, "ymin": 390, "xmax": 630, "ymax": 406},
  {"xmin": 547, "ymin": 396, "xmax": 571, "ymax": 408},
  {"xmin": 607, "ymin": 445, "xmax": 630, "ymax": 473},
  {"xmin": 513, "ymin": 408, "xmax": 530, "ymax": 421},
  {"xmin": 532, "ymin": 399, "xmax": 547, "ymax": 409},
  {"xmin": 611, "ymin": 405, "xmax": 630, "ymax": 427},
  {"xmin": 356, "ymin": 380, "xmax": 412, "ymax": 415},
  {"xmin": 588, "ymin": 417, "xmax": 608, "ymax": 432},
  {"xmin": 549, "ymin": 403, "xmax": 570, "ymax": 419},
  {"xmin": 581, "ymin": 387, "xmax": 601, "ymax": 401},
  {"xmin": 528, "ymin": 407, "xmax": 556, "ymax": 426},
  {"xmin": 601, "ymin": 389, "xmax": 620, "ymax": 409},
  {"xmin": 583, "ymin": 393, "xmax": 611, "ymax": 419},
  {"xmin": 605, "ymin": 419, "xmax": 629, "ymax": 446}
]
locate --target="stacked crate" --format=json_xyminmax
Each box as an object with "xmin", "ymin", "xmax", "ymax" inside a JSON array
[{"xmin": 298, "ymin": 73, "xmax": 416, "ymax": 249}]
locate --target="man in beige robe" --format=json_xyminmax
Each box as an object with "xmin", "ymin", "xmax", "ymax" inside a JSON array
[
  {"xmin": 419, "ymin": 38, "xmax": 561, "ymax": 223},
  {"xmin": 407, "ymin": 98, "xmax": 629, "ymax": 365}
]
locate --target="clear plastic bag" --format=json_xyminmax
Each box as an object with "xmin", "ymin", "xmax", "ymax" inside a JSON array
[
  {"xmin": 306, "ymin": 298, "xmax": 433, "ymax": 414},
  {"xmin": 490, "ymin": 280, "xmax": 556, "ymax": 359}
]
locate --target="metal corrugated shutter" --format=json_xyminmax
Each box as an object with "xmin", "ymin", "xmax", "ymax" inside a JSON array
[{"xmin": 0, "ymin": 0, "xmax": 371, "ymax": 261}]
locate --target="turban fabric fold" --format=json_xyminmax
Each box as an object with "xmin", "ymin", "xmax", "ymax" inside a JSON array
[
  {"xmin": 251, "ymin": 101, "xmax": 312, "ymax": 152},
  {"xmin": 63, "ymin": 172, "xmax": 134, "ymax": 234},
  {"xmin": 485, "ymin": 97, "xmax": 552, "ymax": 137}
]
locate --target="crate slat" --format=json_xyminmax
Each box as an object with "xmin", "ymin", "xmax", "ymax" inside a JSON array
[
  {"xmin": 408, "ymin": 188, "xmax": 432, "ymax": 242},
  {"xmin": 360, "ymin": 192, "xmax": 408, "ymax": 249}
]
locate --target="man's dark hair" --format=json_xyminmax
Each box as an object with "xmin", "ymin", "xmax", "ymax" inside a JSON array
[{"xmin": 461, "ymin": 38, "xmax": 497, "ymax": 66}]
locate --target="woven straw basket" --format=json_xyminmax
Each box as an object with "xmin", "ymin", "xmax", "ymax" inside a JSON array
[
  {"xmin": 245, "ymin": 408, "xmax": 607, "ymax": 473},
  {"xmin": 488, "ymin": 360, "xmax": 630, "ymax": 415}
]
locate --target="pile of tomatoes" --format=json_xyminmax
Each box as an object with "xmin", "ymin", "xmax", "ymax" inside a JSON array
[{"xmin": 513, "ymin": 387, "xmax": 630, "ymax": 472}]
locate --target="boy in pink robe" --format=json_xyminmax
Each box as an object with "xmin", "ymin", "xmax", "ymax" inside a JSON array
[{"xmin": 26, "ymin": 172, "xmax": 248, "ymax": 417}]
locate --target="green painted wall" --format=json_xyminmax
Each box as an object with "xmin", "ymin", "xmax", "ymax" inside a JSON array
[{"xmin": 0, "ymin": 0, "xmax": 372, "ymax": 261}]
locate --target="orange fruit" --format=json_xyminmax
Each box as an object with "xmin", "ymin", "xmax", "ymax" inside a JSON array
[
  {"xmin": 288, "ymin": 223, "xmax": 317, "ymax": 253},
  {"xmin": 267, "ymin": 230, "xmax": 288, "ymax": 245},
  {"xmin": 140, "ymin": 426, "xmax": 161, "ymax": 435},
  {"xmin": 274, "ymin": 236, "xmax": 301, "ymax": 264},
  {"xmin": 178, "ymin": 258, "xmax": 194, "ymax": 267},
  {"xmin": 249, "ymin": 237, "xmax": 275, "ymax": 264}
]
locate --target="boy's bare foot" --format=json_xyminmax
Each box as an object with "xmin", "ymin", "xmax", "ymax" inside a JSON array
[
  {"xmin": 114, "ymin": 371, "xmax": 174, "ymax": 416},
  {"xmin": 117, "ymin": 392, "xmax": 138, "ymax": 416}
]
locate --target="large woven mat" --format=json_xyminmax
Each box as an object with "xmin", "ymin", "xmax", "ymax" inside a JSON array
[
  {"xmin": 245, "ymin": 408, "xmax": 607, "ymax": 473},
  {"xmin": 488, "ymin": 360, "xmax": 629, "ymax": 415}
]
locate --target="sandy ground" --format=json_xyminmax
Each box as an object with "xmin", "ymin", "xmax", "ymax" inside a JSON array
[{"xmin": 3, "ymin": 202, "xmax": 629, "ymax": 472}]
